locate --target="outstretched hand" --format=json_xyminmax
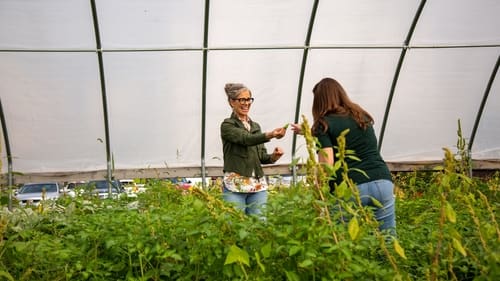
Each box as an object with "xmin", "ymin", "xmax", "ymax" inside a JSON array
[
  {"xmin": 271, "ymin": 127, "xmax": 286, "ymax": 139},
  {"xmin": 290, "ymin": 123, "xmax": 303, "ymax": 135}
]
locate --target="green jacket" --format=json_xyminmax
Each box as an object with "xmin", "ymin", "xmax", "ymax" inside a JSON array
[{"xmin": 220, "ymin": 113, "xmax": 274, "ymax": 178}]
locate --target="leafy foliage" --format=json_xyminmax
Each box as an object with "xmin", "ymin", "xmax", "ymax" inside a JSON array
[{"xmin": 0, "ymin": 118, "xmax": 498, "ymax": 280}]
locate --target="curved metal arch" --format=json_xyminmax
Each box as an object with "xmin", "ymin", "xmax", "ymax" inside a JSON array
[
  {"xmin": 290, "ymin": 0, "xmax": 320, "ymax": 181},
  {"xmin": 378, "ymin": 0, "xmax": 427, "ymax": 151},
  {"xmin": 0, "ymin": 98, "xmax": 14, "ymax": 210},
  {"xmin": 90, "ymin": 0, "xmax": 113, "ymax": 189},
  {"xmin": 200, "ymin": 0, "xmax": 211, "ymax": 189},
  {"xmin": 1, "ymin": 0, "xmax": 500, "ymax": 186},
  {"xmin": 469, "ymin": 55, "xmax": 500, "ymax": 150}
]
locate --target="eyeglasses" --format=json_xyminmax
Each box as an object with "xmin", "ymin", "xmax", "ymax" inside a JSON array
[{"xmin": 232, "ymin": 97, "xmax": 254, "ymax": 104}]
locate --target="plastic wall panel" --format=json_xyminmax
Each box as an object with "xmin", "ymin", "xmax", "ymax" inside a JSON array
[
  {"xmin": 311, "ymin": 0, "xmax": 420, "ymax": 46},
  {"xmin": 412, "ymin": 0, "xmax": 500, "ymax": 46},
  {"xmin": 0, "ymin": 52, "xmax": 106, "ymax": 173},
  {"xmin": 300, "ymin": 49, "xmax": 402, "ymax": 139},
  {"xmin": 382, "ymin": 48, "xmax": 500, "ymax": 161},
  {"xmin": 104, "ymin": 52, "xmax": 203, "ymax": 169},
  {"xmin": 204, "ymin": 50, "xmax": 303, "ymax": 167},
  {"xmin": 0, "ymin": 1, "xmax": 499, "ymax": 177},
  {"xmin": 0, "ymin": 0, "xmax": 94, "ymax": 49},
  {"xmin": 209, "ymin": 0, "xmax": 312, "ymax": 47},
  {"xmin": 97, "ymin": 0, "xmax": 204, "ymax": 49}
]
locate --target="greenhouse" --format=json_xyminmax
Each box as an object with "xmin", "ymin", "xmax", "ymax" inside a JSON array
[
  {"xmin": 1, "ymin": 0, "xmax": 499, "ymax": 183},
  {"xmin": 0, "ymin": 0, "xmax": 499, "ymax": 280}
]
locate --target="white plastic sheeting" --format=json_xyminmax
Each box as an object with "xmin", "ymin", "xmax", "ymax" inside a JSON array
[{"xmin": 0, "ymin": 0, "xmax": 499, "ymax": 175}]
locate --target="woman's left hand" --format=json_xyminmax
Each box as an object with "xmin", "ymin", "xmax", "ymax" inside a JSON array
[
  {"xmin": 290, "ymin": 123, "xmax": 303, "ymax": 135},
  {"xmin": 271, "ymin": 147, "xmax": 284, "ymax": 162}
]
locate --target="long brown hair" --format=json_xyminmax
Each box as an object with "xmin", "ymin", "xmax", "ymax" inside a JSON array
[{"xmin": 311, "ymin": 77, "xmax": 374, "ymax": 134}]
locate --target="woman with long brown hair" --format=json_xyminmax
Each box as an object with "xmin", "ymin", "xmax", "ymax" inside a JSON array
[{"xmin": 292, "ymin": 77, "xmax": 396, "ymax": 235}]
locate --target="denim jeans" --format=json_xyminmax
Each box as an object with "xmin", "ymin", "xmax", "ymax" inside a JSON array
[
  {"xmin": 222, "ymin": 186, "xmax": 267, "ymax": 218},
  {"xmin": 357, "ymin": 179, "xmax": 396, "ymax": 236}
]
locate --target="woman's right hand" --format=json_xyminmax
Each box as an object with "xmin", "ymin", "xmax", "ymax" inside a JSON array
[
  {"xmin": 272, "ymin": 127, "xmax": 286, "ymax": 139},
  {"xmin": 290, "ymin": 123, "xmax": 303, "ymax": 135}
]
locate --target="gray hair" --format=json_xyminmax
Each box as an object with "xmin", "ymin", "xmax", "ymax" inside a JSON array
[{"xmin": 224, "ymin": 83, "xmax": 251, "ymax": 100}]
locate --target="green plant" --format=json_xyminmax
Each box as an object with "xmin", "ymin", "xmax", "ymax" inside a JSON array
[
  {"xmin": 455, "ymin": 119, "xmax": 472, "ymax": 177},
  {"xmin": 0, "ymin": 119, "xmax": 498, "ymax": 280}
]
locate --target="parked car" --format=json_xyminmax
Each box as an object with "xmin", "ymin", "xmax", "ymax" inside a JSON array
[
  {"xmin": 85, "ymin": 180, "xmax": 124, "ymax": 199},
  {"xmin": 168, "ymin": 177, "xmax": 192, "ymax": 190},
  {"xmin": 61, "ymin": 181, "xmax": 87, "ymax": 197},
  {"xmin": 120, "ymin": 179, "xmax": 147, "ymax": 196},
  {"xmin": 15, "ymin": 182, "xmax": 61, "ymax": 206}
]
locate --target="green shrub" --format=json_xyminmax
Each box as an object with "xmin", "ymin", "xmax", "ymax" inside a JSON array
[{"xmin": 0, "ymin": 119, "xmax": 498, "ymax": 280}]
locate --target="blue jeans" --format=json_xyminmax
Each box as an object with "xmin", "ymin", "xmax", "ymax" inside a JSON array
[
  {"xmin": 223, "ymin": 186, "xmax": 267, "ymax": 218},
  {"xmin": 357, "ymin": 179, "xmax": 396, "ymax": 236}
]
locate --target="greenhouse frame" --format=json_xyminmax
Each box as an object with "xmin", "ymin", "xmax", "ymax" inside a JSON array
[{"xmin": 1, "ymin": 0, "xmax": 499, "ymax": 187}]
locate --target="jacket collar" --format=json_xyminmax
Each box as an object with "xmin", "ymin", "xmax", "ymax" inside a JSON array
[
  {"xmin": 230, "ymin": 112, "xmax": 252, "ymax": 123},
  {"xmin": 230, "ymin": 112, "xmax": 257, "ymax": 132}
]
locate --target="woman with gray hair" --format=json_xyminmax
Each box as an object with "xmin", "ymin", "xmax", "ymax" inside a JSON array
[{"xmin": 220, "ymin": 83, "xmax": 286, "ymax": 218}]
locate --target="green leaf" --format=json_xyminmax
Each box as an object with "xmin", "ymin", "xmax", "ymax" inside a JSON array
[
  {"xmin": 289, "ymin": 245, "xmax": 302, "ymax": 256},
  {"xmin": 224, "ymin": 245, "xmax": 250, "ymax": 266},
  {"xmin": 0, "ymin": 271, "xmax": 15, "ymax": 281},
  {"xmin": 13, "ymin": 241, "xmax": 28, "ymax": 252},
  {"xmin": 333, "ymin": 161, "xmax": 342, "ymax": 172},
  {"xmin": 441, "ymin": 176, "xmax": 449, "ymax": 187},
  {"xmin": 346, "ymin": 155, "xmax": 361, "ymax": 162},
  {"xmin": 168, "ymin": 253, "xmax": 183, "ymax": 261},
  {"xmin": 323, "ymin": 164, "xmax": 336, "ymax": 177},
  {"xmin": 255, "ymin": 252, "xmax": 265, "ymax": 272},
  {"xmin": 261, "ymin": 242, "xmax": 272, "ymax": 258},
  {"xmin": 335, "ymin": 181, "xmax": 348, "ymax": 198},
  {"xmin": 394, "ymin": 239, "xmax": 407, "ymax": 259},
  {"xmin": 371, "ymin": 197, "xmax": 383, "ymax": 208},
  {"xmin": 483, "ymin": 223, "xmax": 496, "ymax": 240},
  {"xmin": 348, "ymin": 217, "xmax": 359, "ymax": 240},
  {"xmin": 298, "ymin": 259, "xmax": 313, "ymax": 268},
  {"xmin": 350, "ymin": 168, "xmax": 368, "ymax": 178},
  {"xmin": 452, "ymin": 238, "xmax": 467, "ymax": 257},
  {"xmin": 339, "ymin": 128, "xmax": 350, "ymax": 137},
  {"xmin": 290, "ymin": 157, "xmax": 301, "ymax": 166},
  {"xmin": 285, "ymin": 270, "xmax": 300, "ymax": 281},
  {"xmin": 456, "ymin": 173, "xmax": 473, "ymax": 184},
  {"xmin": 433, "ymin": 165, "xmax": 444, "ymax": 171},
  {"xmin": 445, "ymin": 202, "xmax": 456, "ymax": 223}
]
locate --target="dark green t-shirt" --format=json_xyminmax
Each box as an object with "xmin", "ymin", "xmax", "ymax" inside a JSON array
[{"xmin": 315, "ymin": 114, "xmax": 392, "ymax": 186}]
